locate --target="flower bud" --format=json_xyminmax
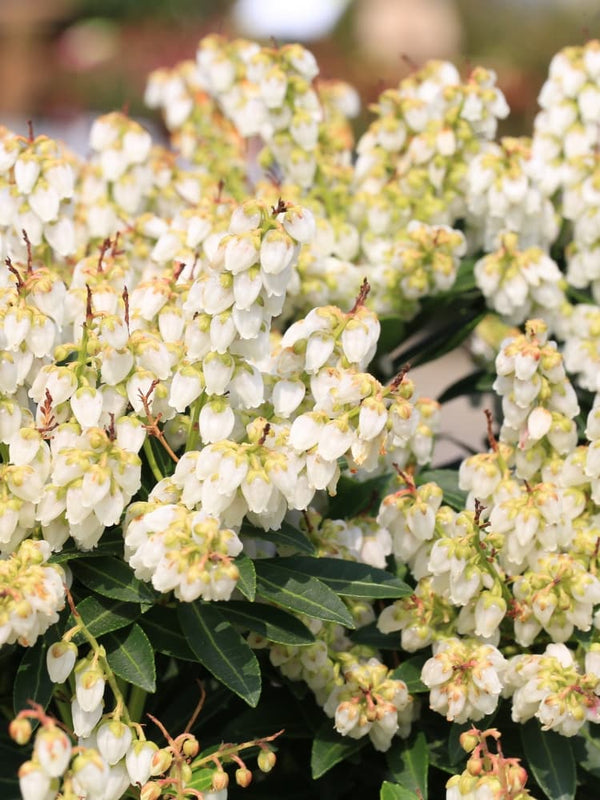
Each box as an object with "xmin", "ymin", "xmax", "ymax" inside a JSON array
[
  {"xmin": 467, "ymin": 756, "xmax": 484, "ymax": 776},
  {"xmin": 257, "ymin": 749, "xmax": 277, "ymax": 773},
  {"xmin": 140, "ymin": 781, "xmax": 163, "ymax": 800},
  {"xmin": 459, "ymin": 731, "xmax": 479, "ymax": 753},
  {"xmin": 151, "ymin": 746, "xmax": 173, "ymax": 776},
  {"xmin": 182, "ymin": 735, "xmax": 199, "ymax": 758},
  {"xmin": 212, "ymin": 770, "xmax": 229, "ymax": 791},
  {"xmin": 235, "ymin": 767, "xmax": 253, "ymax": 787},
  {"xmin": 9, "ymin": 717, "xmax": 32, "ymax": 744}
]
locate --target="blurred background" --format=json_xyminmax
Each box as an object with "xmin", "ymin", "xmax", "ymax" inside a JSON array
[{"xmin": 2, "ymin": 0, "xmax": 600, "ymax": 149}]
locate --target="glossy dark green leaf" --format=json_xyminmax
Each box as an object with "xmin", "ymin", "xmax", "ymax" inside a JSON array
[
  {"xmin": 13, "ymin": 631, "xmax": 54, "ymax": 718},
  {"xmin": 186, "ymin": 768, "xmax": 215, "ymax": 793},
  {"xmin": 242, "ymin": 521, "xmax": 316, "ymax": 555},
  {"xmin": 391, "ymin": 305, "xmax": 486, "ymax": 370},
  {"xmin": 521, "ymin": 719, "xmax": 576, "ymax": 800},
  {"xmin": 235, "ymin": 553, "xmax": 256, "ymax": 601},
  {"xmin": 349, "ymin": 621, "xmax": 400, "ymax": 649},
  {"xmin": 104, "ymin": 624, "xmax": 156, "ymax": 692},
  {"xmin": 139, "ymin": 605, "xmax": 195, "ymax": 661},
  {"xmin": 386, "ymin": 731, "xmax": 429, "ymax": 799},
  {"xmin": 222, "ymin": 600, "xmax": 315, "ymax": 646},
  {"xmin": 380, "ymin": 782, "xmax": 422, "ymax": 800},
  {"xmin": 327, "ymin": 473, "xmax": 392, "ymax": 519},
  {"xmin": 49, "ymin": 529, "xmax": 123, "ymax": 563},
  {"xmin": 376, "ymin": 315, "xmax": 407, "ymax": 360},
  {"xmin": 75, "ymin": 557, "xmax": 158, "ymax": 604},
  {"xmin": 444, "ymin": 258, "xmax": 477, "ymax": 296},
  {"xmin": 391, "ymin": 654, "xmax": 428, "ymax": 693},
  {"xmin": 277, "ymin": 556, "xmax": 411, "ymax": 599},
  {"xmin": 69, "ymin": 595, "xmax": 140, "ymax": 645},
  {"xmin": 437, "ymin": 368, "xmax": 495, "ymax": 404},
  {"xmin": 255, "ymin": 561, "xmax": 354, "ymax": 628},
  {"xmin": 178, "ymin": 602, "xmax": 261, "ymax": 707},
  {"xmin": 572, "ymin": 724, "xmax": 600, "ymax": 779},
  {"xmin": 417, "ymin": 469, "xmax": 466, "ymax": 511},
  {"xmin": 311, "ymin": 721, "xmax": 367, "ymax": 779},
  {"xmin": 0, "ymin": 732, "xmax": 22, "ymax": 796}
]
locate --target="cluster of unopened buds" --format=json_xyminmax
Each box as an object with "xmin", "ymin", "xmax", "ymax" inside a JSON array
[{"xmin": 447, "ymin": 728, "xmax": 534, "ymax": 799}]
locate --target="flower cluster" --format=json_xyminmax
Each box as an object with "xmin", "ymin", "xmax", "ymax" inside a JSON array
[
  {"xmin": 124, "ymin": 501, "xmax": 242, "ymax": 601},
  {"xmin": 505, "ymin": 643, "xmax": 600, "ymax": 736},
  {"xmin": 323, "ymin": 658, "xmax": 413, "ymax": 752},
  {"xmin": 0, "ymin": 539, "xmax": 65, "ymax": 647},
  {"xmin": 8, "ymin": 28, "xmax": 600, "ymax": 800}
]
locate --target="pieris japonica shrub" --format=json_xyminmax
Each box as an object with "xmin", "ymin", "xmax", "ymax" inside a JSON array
[{"xmin": 5, "ymin": 32, "xmax": 600, "ymax": 800}]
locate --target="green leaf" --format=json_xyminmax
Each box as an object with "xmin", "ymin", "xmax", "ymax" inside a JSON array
[
  {"xmin": 521, "ymin": 719, "xmax": 576, "ymax": 800},
  {"xmin": 139, "ymin": 605, "xmax": 195, "ymax": 661},
  {"xmin": 445, "ymin": 258, "xmax": 477, "ymax": 296},
  {"xmin": 391, "ymin": 654, "xmax": 428, "ymax": 693},
  {"xmin": 311, "ymin": 721, "xmax": 367, "ymax": 779},
  {"xmin": 14, "ymin": 631, "xmax": 54, "ymax": 717},
  {"xmin": 349, "ymin": 621, "xmax": 401, "ymax": 649},
  {"xmin": 178, "ymin": 601, "xmax": 261, "ymax": 707},
  {"xmin": 222, "ymin": 600, "xmax": 315, "ymax": 646},
  {"xmin": 572, "ymin": 724, "xmax": 600, "ymax": 779},
  {"xmin": 386, "ymin": 731, "xmax": 429, "ymax": 799},
  {"xmin": 69, "ymin": 595, "xmax": 140, "ymax": 645},
  {"xmin": 427, "ymin": 736, "xmax": 455, "ymax": 774},
  {"xmin": 380, "ymin": 782, "xmax": 422, "ymax": 800},
  {"xmin": 186, "ymin": 768, "xmax": 215, "ymax": 793},
  {"xmin": 437, "ymin": 368, "xmax": 495, "ymax": 404},
  {"xmin": 104, "ymin": 624, "xmax": 156, "ymax": 692},
  {"xmin": 255, "ymin": 561, "xmax": 354, "ymax": 628},
  {"xmin": 235, "ymin": 553, "xmax": 256, "ymax": 601},
  {"xmin": 242, "ymin": 521, "xmax": 316, "ymax": 555},
  {"xmin": 276, "ymin": 556, "xmax": 411, "ymax": 599},
  {"xmin": 327, "ymin": 473, "xmax": 392, "ymax": 519},
  {"xmin": 0, "ymin": 732, "xmax": 22, "ymax": 796},
  {"xmin": 417, "ymin": 469, "xmax": 466, "ymax": 511},
  {"xmin": 376, "ymin": 315, "xmax": 407, "ymax": 359},
  {"xmin": 392, "ymin": 305, "xmax": 486, "ymax": 369},
  {"xmin": 75, "ymin": 557, "xmax": 158, "ymax": 604},
  {"xmin": 49, "ymin": 528, "xmax": 123, "ymax": 562}
]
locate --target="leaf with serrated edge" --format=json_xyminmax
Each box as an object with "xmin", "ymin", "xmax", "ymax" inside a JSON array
[
  {"xmin": 255, "ymin": 561, "xmax": 354, "ymax": 627},
  {"xmin": 242, "ymin": 521, "xmax": 316, "ymax": 555},
  {"xmin": 276, "ymin": 556, "xmax": 411, "ymax": 599},
  {"xmin": 386, "ymin": 732, "xmax": 429, "ymax": 799},
  {"xmin": 69, "ymin": 595, "xmax": 140, "ymax": 644},
  {"xmin": 104, "ymin": 624, "xmax": 156, "ymax": 692},
  {"xmin": 311, "ymin": 722, "xmax": 366, "ymax": 779},
  {"xmin": 178, "ymin": 602, "xmax": 261, "ymax": 707},
  {"xmin": 235, "ymin": 554, "xmax": 256, "ymax": 601},
  {"xmin": 14, "ymin": 632, "xmax": 54, "ymax": 718},
  {"xmin": 140, "ymin": 606, "xmax": 195, "ymax": 661},
  {"xmin": 221, "ymin": 601, "xmax": 315, "ymax": 646},
  {"xmin": 74, "ymin": 557, "xmax": 157, "ymax": 603}
]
